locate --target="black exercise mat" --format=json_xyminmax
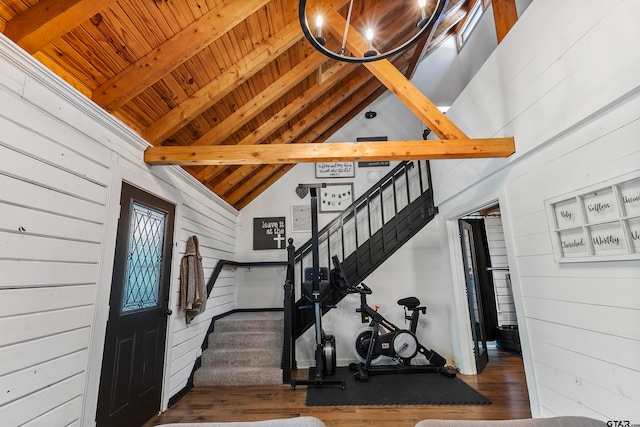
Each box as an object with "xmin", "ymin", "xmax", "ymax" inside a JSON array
[{"xmin": 305, "ymin": 367, "xmax": 490, "ymax": 406}]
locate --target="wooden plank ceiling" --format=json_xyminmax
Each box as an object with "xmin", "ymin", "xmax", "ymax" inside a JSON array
[{"xmin": 0, "ymin": 0, "xmax": 511, "ymax": 210}]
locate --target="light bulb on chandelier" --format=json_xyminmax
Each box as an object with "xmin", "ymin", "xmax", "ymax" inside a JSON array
[
  {"xmin": 299, "ymin": 0, "xmax": 446, "ymax": 63},
  {"xmin": 315, "ymin": 15, "xmax": 326, "ymax": 46},
  {"xmin": 364, "ymin": 28, "xmax": 376, "ymax": 58}
]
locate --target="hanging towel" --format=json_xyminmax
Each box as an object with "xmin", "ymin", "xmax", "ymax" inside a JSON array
[{"xmin": 179, "ymin": 235, "xmax": 206, "ymax": 324}]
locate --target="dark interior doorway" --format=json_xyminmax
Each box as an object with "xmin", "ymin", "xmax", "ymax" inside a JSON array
[
  {"xmin": 459, "ymin": 219, "xmax": 490, "ymax": 373},
  {"xmin": 459, "ymin": 204, "xmax": 520, "ymax": 374},
  {"xmin": 460, "ymin": 218, "xmax": 499, "ymax": 341}
]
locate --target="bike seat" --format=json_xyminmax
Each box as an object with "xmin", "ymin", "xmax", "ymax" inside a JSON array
[{"xmin": 397, "ymin": 296, "xmax": 421, "ymax": 308}]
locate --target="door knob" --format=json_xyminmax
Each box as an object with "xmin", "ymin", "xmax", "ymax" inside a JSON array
[{"xmin": 164, "ymin": 309, "xmax": 173, "ymax": 316}]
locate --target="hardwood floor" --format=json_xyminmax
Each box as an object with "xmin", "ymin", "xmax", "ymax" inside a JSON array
[{"xmin": 145, "ymin": 348, "xmax": 531, "ymax": 427}]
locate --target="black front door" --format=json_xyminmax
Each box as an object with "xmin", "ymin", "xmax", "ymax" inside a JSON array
[{"xmin": 97, "ymin": 183, "xmax": 175, "ymax": 427}]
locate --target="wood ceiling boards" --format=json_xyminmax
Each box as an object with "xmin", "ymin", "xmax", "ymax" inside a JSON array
[{"xmin": 0, "ymin": 0, "xmax": 514, "ymax": 210}]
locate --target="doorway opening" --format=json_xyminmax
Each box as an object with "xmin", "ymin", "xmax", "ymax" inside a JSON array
[{"xmin": 458, "ymin": 203, "xmax": 520, "ymax": 374}]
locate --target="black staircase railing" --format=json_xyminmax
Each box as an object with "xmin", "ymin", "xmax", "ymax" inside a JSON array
[
  {"xmin": 205, "ymin": 260, "xmax": 289, "ymax": 297},
  {"xmin": 292, "ymin": 160, "xmax": 438, "ymax": 339},
  {"xmin": 200, "ymin": 260, "xmax": 289, "ymax": 356}
]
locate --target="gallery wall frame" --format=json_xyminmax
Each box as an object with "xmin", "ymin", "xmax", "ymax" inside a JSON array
[
  {"xmin": 291, "ymin": 205, "xmax": 311, "ymax": 232},
  {"xmin": 319, "ymin": 183, "xmax": 354, "ymax": 213},
  {"xmin": 544, "ymin": 171, "xmax": 640, "ymax": 263}
]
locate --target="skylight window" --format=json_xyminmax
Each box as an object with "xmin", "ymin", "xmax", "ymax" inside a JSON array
[{"xmin": 458, "ymin": 0, "xmax": 485, "ymax": 50}]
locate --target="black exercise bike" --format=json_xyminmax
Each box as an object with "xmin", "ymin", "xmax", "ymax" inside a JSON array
[{"xmin": 332, "ymin": 256, "xmax": 456, "ymax": 382}]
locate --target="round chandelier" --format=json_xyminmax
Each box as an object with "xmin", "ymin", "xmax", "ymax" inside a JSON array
[{"xmin": 298, "ymin": 0, "xmax": 447, "ymax": 63}]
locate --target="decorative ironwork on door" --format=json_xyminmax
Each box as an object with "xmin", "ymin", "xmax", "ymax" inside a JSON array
[{"xmin": 122, "ymin": 202, "xmax": 167, "ymax": 312}]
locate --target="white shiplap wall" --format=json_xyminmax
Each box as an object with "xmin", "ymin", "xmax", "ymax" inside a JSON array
[
  {"xmin": 427, "ymin": 0, "xmax": 640, "ymax": 420},
  {"xmin": 0, "ymin": 34, "xmax": 238, "ymax": 426}
]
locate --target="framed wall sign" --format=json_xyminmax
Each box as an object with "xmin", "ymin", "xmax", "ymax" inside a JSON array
[
  {"xmin": 359, "ymin": 161, "xmax": 390, "ymax": 167},
  {"xmin": 544, "ymin": 171, "xmax": 640, "ymax": 262},
  {"xmin": 315, "ymin": 162, "xmax": 355, "ymax": 178},
  {"xmin": 253, "ymin": 217, "xmax": 287, "ymax": 250},
  {"xmin": 319, "ymin": 183, "xmax": 354, "ymax": 212}
]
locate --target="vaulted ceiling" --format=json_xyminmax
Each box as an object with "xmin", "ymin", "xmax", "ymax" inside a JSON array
[{"xmin": 0, "ymin": 0, "xmax": 515, "ymax": 210}]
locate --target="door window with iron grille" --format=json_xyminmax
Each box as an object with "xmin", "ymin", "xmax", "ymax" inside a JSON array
[{"xmin": 122, "ymin": 202, "xmax": 167, "ymax": 313}]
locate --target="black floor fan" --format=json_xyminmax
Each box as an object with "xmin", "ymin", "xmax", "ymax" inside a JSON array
[{"xmin": 291, "ymin": 184, "xmax": 346, "ymax": 390}]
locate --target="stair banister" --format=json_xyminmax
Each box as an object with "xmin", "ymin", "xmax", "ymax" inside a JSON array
[{"xmin": 292, "ymin": 160, "xmax": 438, "ymax": 339}]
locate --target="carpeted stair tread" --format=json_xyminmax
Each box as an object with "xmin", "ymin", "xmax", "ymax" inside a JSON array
[
  {"xmin": 194, "ymin": 366, "xmax": 283, "ymax": 387},
  {"xmin": 214, "ymin": 312, "xmax": 283, "ymax": 332},
  {"xmin": 208, "ymin": 330, "xmax": 282, "ymax": 348},
  {"xmin": 201, "ymin": 347, "xmax": 281, "ymax": 367},
  {"xmin": 195, "ymin": 311, "xmax": 284, "ymax": 387}
]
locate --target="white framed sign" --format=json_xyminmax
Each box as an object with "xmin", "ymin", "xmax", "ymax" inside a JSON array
[
  {"xmin": 315, "ymin": 162, "xmax": 355, "ymax": 178},
  {"xmin": 544, "ymin": 171, "xmax": 640, "ymax": 263},
  {"xmin": 319, "ymin": 183, "xmax": 354, "ymax": 212}
]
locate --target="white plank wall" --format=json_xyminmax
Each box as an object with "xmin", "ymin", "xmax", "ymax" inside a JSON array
[
  {"xmin": 0, "ymin": 35, "xmax": 238, "ymax": 426},
  {"xmin": 423, "ymin": 0, "xmax": 640, "ymax": 420}
]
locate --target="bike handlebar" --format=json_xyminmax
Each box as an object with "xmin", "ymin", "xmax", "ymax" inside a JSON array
[{"xmin": 351, "ymin": 282, "xmax": 372, "ymax": 295}]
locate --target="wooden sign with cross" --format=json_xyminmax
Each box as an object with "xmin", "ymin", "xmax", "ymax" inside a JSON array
[{"xmin": 253, "ymin": 217, "xmax": 286, "ymax": 250}]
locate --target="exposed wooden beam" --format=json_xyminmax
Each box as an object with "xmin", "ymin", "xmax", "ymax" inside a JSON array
[
  {"xmin": 491, "ymin": 0, "xmax": 518, "ymax": 43},
  {"xmin": 3, "ymin": 0, "xmax": 117, "ymax": 54},
  {"xmin": 323, "ymin": 9, "xmax": 468, "ymax": 140},
  {"xmin": 142, "ymin": 20, "xmax": 303, "ymax": 145},
  {"xmin": 144, "ymin": 138, "xmax": 515, "ymax": 165},
  {"xmin": 92, "ymin": 0, "xmax": 269, "ymax": 111}
]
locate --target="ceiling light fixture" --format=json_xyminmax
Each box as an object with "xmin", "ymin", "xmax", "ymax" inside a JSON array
[{"xmin": 299, "ymin": 0, "xmax": 447, "ymax": 63}]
